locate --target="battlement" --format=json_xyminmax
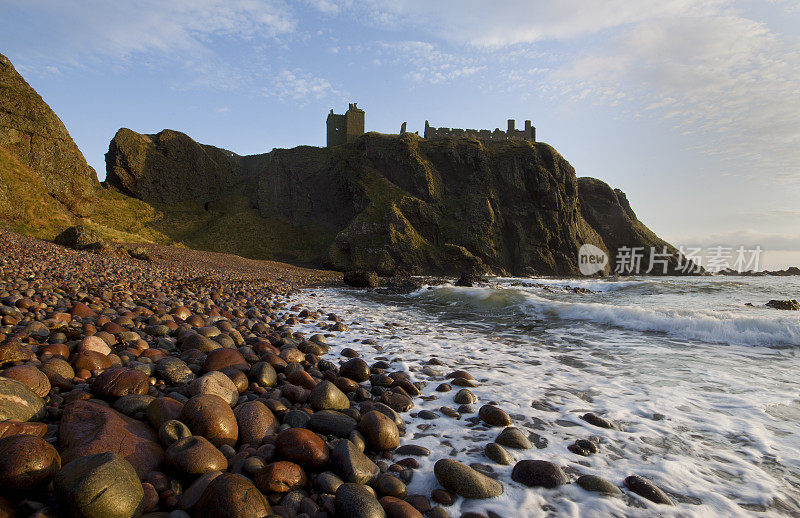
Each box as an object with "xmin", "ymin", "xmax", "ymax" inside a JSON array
[{"xmin": 424, "ymin": 119, "xmax": 535, "ymax": 142}]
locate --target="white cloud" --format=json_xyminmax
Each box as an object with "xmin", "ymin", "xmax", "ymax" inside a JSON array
[
  {"xmin": 375, "ymin": 41, "xmax": 486, "ymax": 84},
  {"xmin": 3, "ymin": 0, "xmax": 296, "ymax": 63},
  {"xmin": 269, "ymin": 69, "xmax": 339, "ymax": 103}
]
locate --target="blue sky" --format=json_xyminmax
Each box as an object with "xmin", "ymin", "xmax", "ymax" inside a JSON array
[{"xmin": 2, "ymin": 0, "xmax": 800, "ymax": 267}]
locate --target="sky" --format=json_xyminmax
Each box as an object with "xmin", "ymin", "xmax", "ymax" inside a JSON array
[{"xmin": 1, "ymin": 0, "xmax": 800, "ymax": 268}]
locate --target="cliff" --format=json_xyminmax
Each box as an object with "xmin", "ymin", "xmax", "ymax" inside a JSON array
[
  {"xmin": 0, "ymin": 52, "xmax": 678, "ymax": 276},
  {"xmin": 0, "ymin": 52, "xmax": 98, "ymax": 213},
  {"xmin": 259, "ymin": 134, "xmax": 609, "ymax": 275},
  {"xmin": 104, "ymin": 127, "xmax": 677, "ymax": 276}
]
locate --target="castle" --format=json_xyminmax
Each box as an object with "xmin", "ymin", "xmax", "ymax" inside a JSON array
[
  {"xmin": 325, "ymin": 103, "xmax": 535, "ymax": 147},
  {"xmin": 326, "ymin": 103, "xmax": 365, "ymax": 147}
]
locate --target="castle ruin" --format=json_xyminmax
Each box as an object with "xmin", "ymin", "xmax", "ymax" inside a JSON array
[
  {"xmin": 325, "ymin": 104, "xmax": 535, "ymax": 146},
  {"xmin": 424, "ymin": 119, "xmax": 535, "ymax": 142},
  {"xmin": 326, "ymin": 103, "xmax": 365, "ymax": 147}
]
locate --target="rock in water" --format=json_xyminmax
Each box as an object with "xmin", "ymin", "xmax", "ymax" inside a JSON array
[
  {"xmin": 511, "ymin": 460, "xmax": 569, "ymax": 488},
  {"xmin": 59, "ymin": 400, "xmax": 164, "ymax": 479},
  {"xmin": 335, "ymin": 483, "xmax": 386, "ymax": 518},
  {"xmin": 343, "ymin": 271, "xmax": 379, "ymax": 288},
  {"xmin": 275, "ymin": 428, "xmax": 330, "ymax": 469},
  {"xmin": 54, "ymin": 452, "xmax": 144, "ymax": 518},
  {"xmin": 624, "ymin": 475, "xmax": 675, "ymax": 505},
  {"xmin": 765, "ymin": 299, "xmax": 800, "ymax": 310},
  {"xmin": 478, "ymin": 404, "xmax": 512, "ymax": 427},
  {"xmin": 433, "ymin": 459, "xmax": 504, "ymax": 499},
  {"xmin": 576, "ymin": 475, "xmax": 622, "ymax": 496},
  {"xmin": 495, "ymin": 427, "xmax": 532, "ymax": 449},
  {"xmin": 0, "ymin": 376, "xmax": 46, "ymax": 421}
]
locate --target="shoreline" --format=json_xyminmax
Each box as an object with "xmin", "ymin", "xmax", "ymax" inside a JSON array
[{"xmin": 1, "ymin": 228, "xmax": 794, "ymax": 517}]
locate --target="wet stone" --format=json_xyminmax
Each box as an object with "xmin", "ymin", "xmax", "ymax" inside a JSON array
[
  {"xmin": 624, "ymin": 475, "xmax": 675, "ymax": 505},
  {"xmin": 165, "ymin": 435, "xmax": 228, "ymax": 476},
  {"xmin": 335, "ymin": 483, "xmax": 386, "ymax": 518},
  {"xmin": 478, "ymin": 405, "xmax": 512, "ymax": 427},
  {"xmin": 310, "ymin": 409, "xmax": 358, "ymax": 437},
  {"xmin": 576, "ymin": 475, "xmax": 622, "ymax": 496},
  {"xmin": 511, "ymin": 460, "xmax": 568, "ymax": 489},
  {"xmin": 581, "ymin": 412, "xmax": 616, "ymax": 430},
  {"xmin": 433, "ymin": 459, "xmax": 504, "ymax": 499},
  {"xmin": 495, "ymin": 427, "xmax": 532, "ymax": 449},
  {"xmin": 330, "ymin": 439, "xmax": 380, "ymax": 485},
  {"xmin": 484, "ymin": 443, "xmax": 514, "ymax": 465},
  {"xmin": 453, "ymin": 389, "xmax": 476, "ymax": 404}
]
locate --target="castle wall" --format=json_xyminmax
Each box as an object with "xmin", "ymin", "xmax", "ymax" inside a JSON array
[{"xmin": 424, "ymin": 119, "xmax": 535, "ymax": 142}]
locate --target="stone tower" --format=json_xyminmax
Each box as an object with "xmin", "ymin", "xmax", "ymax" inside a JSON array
[{"xmin": 326, "ymin": 103, "xmax": 365, "ymax": 147}]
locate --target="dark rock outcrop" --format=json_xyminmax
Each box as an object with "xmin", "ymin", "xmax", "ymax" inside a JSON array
[
  {"xmin": 105, "ymin": 128, "xmax": 252, "ymax": 205},
  {"xmin": 0, "ymin": 52, "xmax": 98, "ymax": 212},
  {"xmin": 577, "ymin": 177, "xmax": 686, "ymax": 274}
]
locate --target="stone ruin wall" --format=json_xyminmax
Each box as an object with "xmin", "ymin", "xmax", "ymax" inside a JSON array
[{"xmin": 424, "ymin": 119, "xmax": 535, "ymax": 142}]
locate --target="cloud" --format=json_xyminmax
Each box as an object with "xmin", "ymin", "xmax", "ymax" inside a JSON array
[
  {"xmin": 350, "ymin": 1, "xmax": 800, "ymax": 179},
  {"xmin": 2, "ymin": 0, "xmax": 296, "ymax": 65},
  {"xmin": 269, "ymin": 69, "xmax": 339, "ymax": 103},
  {"xmin": 375, "ymin": 41, "xmax": 486, "ymax": 84}
]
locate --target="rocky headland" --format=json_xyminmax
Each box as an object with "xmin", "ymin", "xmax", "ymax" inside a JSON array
[{"xmin": 0, "ymin": 50, "xmax": 681, "ymax": 277}]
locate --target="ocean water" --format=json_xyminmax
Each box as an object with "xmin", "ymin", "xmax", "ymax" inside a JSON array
[{"xmin": 290, "ymin": 276, "xmax": 800, "ymax": 517}]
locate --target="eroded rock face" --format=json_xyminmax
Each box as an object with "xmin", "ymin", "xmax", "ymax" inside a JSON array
[
  {"xmin": 105, "ymin": 128, "xmax": 250, "ymax": 205},
  {"xmin": 0, "ymin": 52, "xmax": 98, "ymax": 212},
  {"xmin": 577, "ymin": 177, "xmax": 685, "ymax": 274}
]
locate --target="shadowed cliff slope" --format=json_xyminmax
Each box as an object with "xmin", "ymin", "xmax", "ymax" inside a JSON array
[{"xmin": 0, "ymin": 52, "xmax": 98, "ymax": 213}]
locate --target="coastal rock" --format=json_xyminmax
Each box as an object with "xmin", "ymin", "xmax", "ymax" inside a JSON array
[
  {"xmin": 310, "ymin": 379, "xmax": 350, "ymax": 411},
  {"xmin": 335, "ymin": 483, "xmax": 386, "ymax": 518},
  {"xmin": 484, "ymin": 443, "xmax": 514, "ymax": 465},
  {"xmin": 180, "ymin": 394, "xmax": 238, "ymax": 448},
  {"xmin": 0, "ymin": 52, "xmax": 98, "ymax": 213},
  {"xmin": 495, "ymin": 427, "xmax": 532, "ymax": 449},
  {"xmin": 330, "ymin": 439, "xmax": 380, "ymax": 485},
  {"xmin": 359, "ymin": 410, "xmax": 400, "ymax": 451},
  {"xmin": 379, "ymin": 496, "xmax": 422, "ymax": 518},
  {"xmin": 0, "ymin": 434, "xmax": 60, "ymax": 490},
  {"xmin": 511, "ymin": 460, "xmax": 568, "ymax": 489},
  {"xmin": 165, "ymin": 436, "xmax": 228, "ymax": 476},
  {"xmin": 203, "ymin": 348, "xmax": 248, "ymax": 373},
  {"xmin": 59, "ymin": 400, "xmax": 164, "ymax": 479},
  {"xmin": 156, "ymin": 357, "xmax": 195, "ymax": 385},
  {"xmin": 0, "ymin": 376, "xmax": 46, "ymax": 421},
  {"xmin": 193, "ymin": 472, "xmax": 272, "ymax": 518},
  {"xmin": 0, "ymin": 420, "xmax": 47, "ymax": 439},
  {"xmin": 453, "ymin": 388, "xmax": 476, "ymax": 404},
  {"xmin": 343, "ymin": 271, "xmax": 379, "ymax": 288},
  {"xmin": 54, "ymin": 452, "xmax": 144, "ymax": 518},
  {"xmin": 234, "ymin": 401, "xmax": 278, "ymax": 444},
  {"xmin": 581, "ymin": 412, "xmax": 616, "ymax": 429},
  {"xmin": 765, "ymin": 299, "xmax": 800, "ymax": 311},
  {"xmin": 433, "ymin": 459, "xmax": 504, "ymax": 499},
  {"xmin": 188, "ymin": 371, "xmax": 239, "ymax": 406},
  {"xmin": 340, "ymin": 358, "xmax": 371, "ymax": 382},
  {"xmin": 309, "ymin": 409, "xmax": 358, "ymax": 437},
  {"xmin": 254, "ymin": 461, "xmax": 307, "ymax": 493},
  {"xmin": 576, "ymin": 475, "xmax": 622, "ymax": 496},
  {"xmin": 92, "ymin": 367, "xmax": 150, "ymax": 398},
  {"xmin": 275, "ymin": 428, "xmax": 330, "ymax": 469},
  {"xmin": 1, "ymin": 364, "xmax": 50, "ymax": 397},
  {"xmin": 624, "ymin": 475, "xmax": 675, "ymax": 505},
  {"xmin": 478, "ymin": 405, "xmax": 512, "ymax": 427}
]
